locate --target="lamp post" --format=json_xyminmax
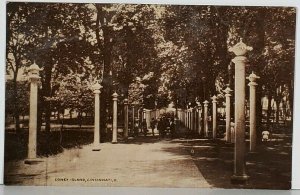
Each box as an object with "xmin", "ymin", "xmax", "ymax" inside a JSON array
[
  {"xmin": 92, "ymin": 81, "xmax": 102, "ymax": 151},
  {"xmin": 132, "ymin": 104, "xmax": 135, "ymax": 134},
  {"xmin": 25, "ymin": 62, "xmax": 42, "ymax": 164},
  {"xmin": 224, "ymin": 86, "xmax": 233, "ymax": 142},
  {"xmin": 247, "ymin": 72, "xmax": 260, "ymax": 152},
  {"xmin": 212, "ymin": 95, "xmax": 217, "ymax": 139},
  {"xmin": 124, "ymin": 98, "xmax": 129, "ymax": 139},
  {"xmin": 197, "ymin": 102, "xmax": 202, "ymax": 136},
  {"xmin": 229, "ymin": 38, "xmax": 252, "ymax": 183},
  {"xmin": 112, "ymin": 92, "xmax": 119, "ymax": 143},
  {"xmin": 203, "ymin": 100, "xmax": 209, "ymax": 137}
]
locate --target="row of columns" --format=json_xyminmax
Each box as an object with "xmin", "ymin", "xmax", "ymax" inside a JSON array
[
  {"xmin": 25, "ymin": 40, "xmax": 258, "ymax": 185},
  {"xmin": 176, "ymin": 73, "xmax": 258, "ymax": 151}
]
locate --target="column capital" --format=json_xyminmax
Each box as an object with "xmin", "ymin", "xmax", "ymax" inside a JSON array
[
  {"xmin": 247, "ymin": 72, "xmax": 260, "ymax": 86},
  {"xmin": 248, "ymin": 82, "xmax": 258, "ymax": 87},
  {"xmin": 228, "ymin": 39, "xmax": 253, "ymax": 56},
  {"xmin": 112, "ymin": 92, "xmax": 119, "ymax": 101},
  {"xmin": 28, "ymin": 75, "xmax": 40, "ymax": 83},
  {"xmin": 28, "ymin": 62, "xmax": 42, "ymax": 82},
  {"xmin": 232, "ymin": 56, "xmax": 248, "ymax": 64},
  {"xmin": 223, "ymin": 86, "xmax": 233, "ymax": 95},
  {"xmin": 124, "ymin": 98, "xmax": 128, "ymax": 105},
  {"xmin": 203, "ymin": 100, "xmax": 209, "ymax": 106},
  {"xmin": 211, "ymin": 95, "xmax": 217, "ymax": 103},
  {"xmin": 93, "ymin": 81, "xmax": 102, "ymax": 94}
]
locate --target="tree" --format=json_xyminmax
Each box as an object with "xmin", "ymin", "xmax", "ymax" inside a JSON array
[{"xmin": 6, "ymin": 3, "xmax": 34, "ymax": 133}]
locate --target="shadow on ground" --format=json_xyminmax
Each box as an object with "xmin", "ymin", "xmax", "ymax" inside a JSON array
[
  {"xmin": 4, "ymin": 129, "xmax": 94, "ymax": 161},
  {"xmin": 180, "ymin": 138, "xmax": 292, "ymax": 189}
]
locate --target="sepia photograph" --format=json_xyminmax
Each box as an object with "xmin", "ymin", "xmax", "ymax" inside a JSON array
[{"xmin": 4, "ymin": 2, "xmax": 296, "ymax": 189}]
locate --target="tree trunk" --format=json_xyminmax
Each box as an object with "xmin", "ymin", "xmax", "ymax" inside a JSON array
[
  {"xmin": 12, "ymin": 77, "xmax": 20, "ymax": 134},
  {"xmin": 78, "ymin": 112, "xmax": 82, "ymax": 130},
  {"xmin": 37, "ymin": 92, "xmax": 42, "ymax": 132},
  {"xmin": 288, "ymin": 79, "xmax": 294, "ymax": 125},
  {"xmin": 60, "ymin": 109, "xmax": 64, "ymax": 145},
  {"xmin": 96, "ymin": 5, "xmax": 113, "ymax": 142},
  {"xmin": 253, "ymin": 9, "xmax": 266, "ymax": 144},
  {"xmin": 42, "ymin": 63, "xmax": 53, "ymax": 133}
]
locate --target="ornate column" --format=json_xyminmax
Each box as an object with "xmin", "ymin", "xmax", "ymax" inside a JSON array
[
  {"xmin": 143, "ymin": 108, "xmax": 146, "ymax": 120},
  {"xmin": 132, "ymin": 105, "xmax": 135, "ymax": 133},
  {"xmin": 203, "ymin": 100, "xmax": 209, "ymax": 137},
  {"xmin": 112, "ymin": 92, "xmax": 119, "ymax": 143},
  {"xmin": 193, "ymin": 108, "xmax": 198, "ymax": 132},
  {"xmin": 184, "ymin": 109, "xmax": 186, "ymax": 127},
  {"xmin": 92, "ymin": 81, "xmax": 102, "ymax": 151},
  {"xmin": 187, "ymin": 109, "xmax": 190, "ymax": 129},
  {"xmin": 212, "ymin": 95, "xmax": 217, "ymax": 139},
  {"xmin": 189, "ymin": 109, "xmax": 192, "ymax": 130},
  {"xmin": 191, "ymin": 108, "xmax": 195, "ymax": 131},
  {"xmin": 124, "ymin": 98, "xmax": 129, "ymax": 139},
  {"xmin": 198, "ymin": 104, "xmax": 202, "ymax": 136},
  {"xmin": 229, "ymin": 39, "xmax": 252, "ymax": 183},
  {"xmin": 25, "ymin": 62, "xmax": 42, "ymax": 164},
  {"xmin": 224, "ymin": 87, "xmax": 233, "ymax": 142},
  {"xmin": 247, "ymin": 72, "xmax": 260, "ymax": 152},
  {"xmin": 231, "ymin": 122, "xmax": 235, "ymax": 143}
]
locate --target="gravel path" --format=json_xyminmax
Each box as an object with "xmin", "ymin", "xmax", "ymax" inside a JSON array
[{"xmin": 5, "ymin": 138, "xmax": 211, "ymax": 188}]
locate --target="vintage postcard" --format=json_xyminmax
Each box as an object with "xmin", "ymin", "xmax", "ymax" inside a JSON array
[{"xmin": 4, "ymin": 2, "xmax": 296, "ymax": 189}]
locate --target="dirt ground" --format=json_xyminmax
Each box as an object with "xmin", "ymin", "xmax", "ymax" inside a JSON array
[{"xmin": 4, "ymin": 126, "xmax": 292, "ymax": 189}]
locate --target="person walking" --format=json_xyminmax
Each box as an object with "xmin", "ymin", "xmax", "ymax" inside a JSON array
[
  {"xmin": 157, "ymin": 118, "xmax": 163, "ymax": 139},
  {"xmin": 150, "ymin": 118, "xmax": 157, "ymax": 137},
  {"xmin": 170, "ymin": 118, "xmax": 176, "ymax": 138},
  {"xmin": 142, "ymin": 119, "xmax": 148, "ymax": 136},
  {"xmin": 133, "ymin": 118, "xmax": 139, "ymax": 137}
]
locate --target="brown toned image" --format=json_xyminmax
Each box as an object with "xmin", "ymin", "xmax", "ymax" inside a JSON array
[{"xmin": 4, "ymin": 2, "xmax": 296, "ymax": 189}]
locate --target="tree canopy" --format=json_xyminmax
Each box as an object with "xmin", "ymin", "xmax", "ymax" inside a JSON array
[{"xmin": 6, "ymin": 3, "xmax": 296, "ymax": 129}]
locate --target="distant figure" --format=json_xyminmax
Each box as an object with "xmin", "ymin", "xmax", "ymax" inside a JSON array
[
  {"xmin": 170, "ymin": 118, "xmax": 175, "ymax": 138},
  {"xmin": 142, "ymin": 119, "xmax": 148, "ymax": 136},
  {"xmin": 150, "ymin": 118, "xmax": 157, "ymax": 137},
  {"xmin": 157, "ymin": 118, "xmax": 164, "ymax": 138},
  {"xmin": 262, "ymin": 130, "xmax": 270, "ymax": 141},
  {"xmin": 134, "ymin": 118, "xmax": 139, "ymax": 137},
  {"xmin": 163, "ymin": 117, "xmax": 170, "ymax": 138}
]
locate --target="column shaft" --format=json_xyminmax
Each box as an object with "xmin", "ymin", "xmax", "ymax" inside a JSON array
[
  {"xmin": 93, "ymin": 92, "xmax": 100, "ymax": 149},
  {"xmin": 124, "ymin": 102, "xmax": 128, "ymax": 139},
  {"xmin": 28, "ymin": 81, "xmax": 38, "ymax": 159},
  {"xmin": 203, "ymin": 101, "xmax": 209, "ymax": 137},
  {"xmin": 112, "ymin": 94, "xmax": 118, "ymax": 143},
  {"xmin": 212, "ymin": 97, "xmax": 217, "ymax": 139},
  {"xmin": 233, "ymin": 56, "xmax": 247, "ymax": 180},
  {"xmin": 225, "ymin": 94, "xmax": 231, "ymax": 142},
  {"xmin": 250, "ymin": 85, "xmax": 256, "ymax": 151}
]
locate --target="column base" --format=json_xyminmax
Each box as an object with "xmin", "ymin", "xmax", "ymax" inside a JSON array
[
  {"xmin": 112, "ymin": 141, "xmax": 118, "ymax": 144},
  {"xmin": 24, "ymin": 158, "xmax": 44, "ymax": 165},
  {"xmin": 231, "ymin": 174, "xmax": 249, "ymax": 184},
  {"xmin": 92, "ymin": 147, "xmax": 101, "ymax": 151}
]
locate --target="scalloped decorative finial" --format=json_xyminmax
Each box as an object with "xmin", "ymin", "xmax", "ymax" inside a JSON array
[
  {"xmin": 29, "ymin": 61, "xmax": 42, "ymax": 76},
  {"xmin": 247, "ymin": 71, "xmax": 260, "ymax": 82},
  {"xmin": 229, "ymin": 38, "xmax": 253, "ymax": 56},
  {"xmin": 93, "ymin": 80, "xmax": 102, "ymax": 91}
]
